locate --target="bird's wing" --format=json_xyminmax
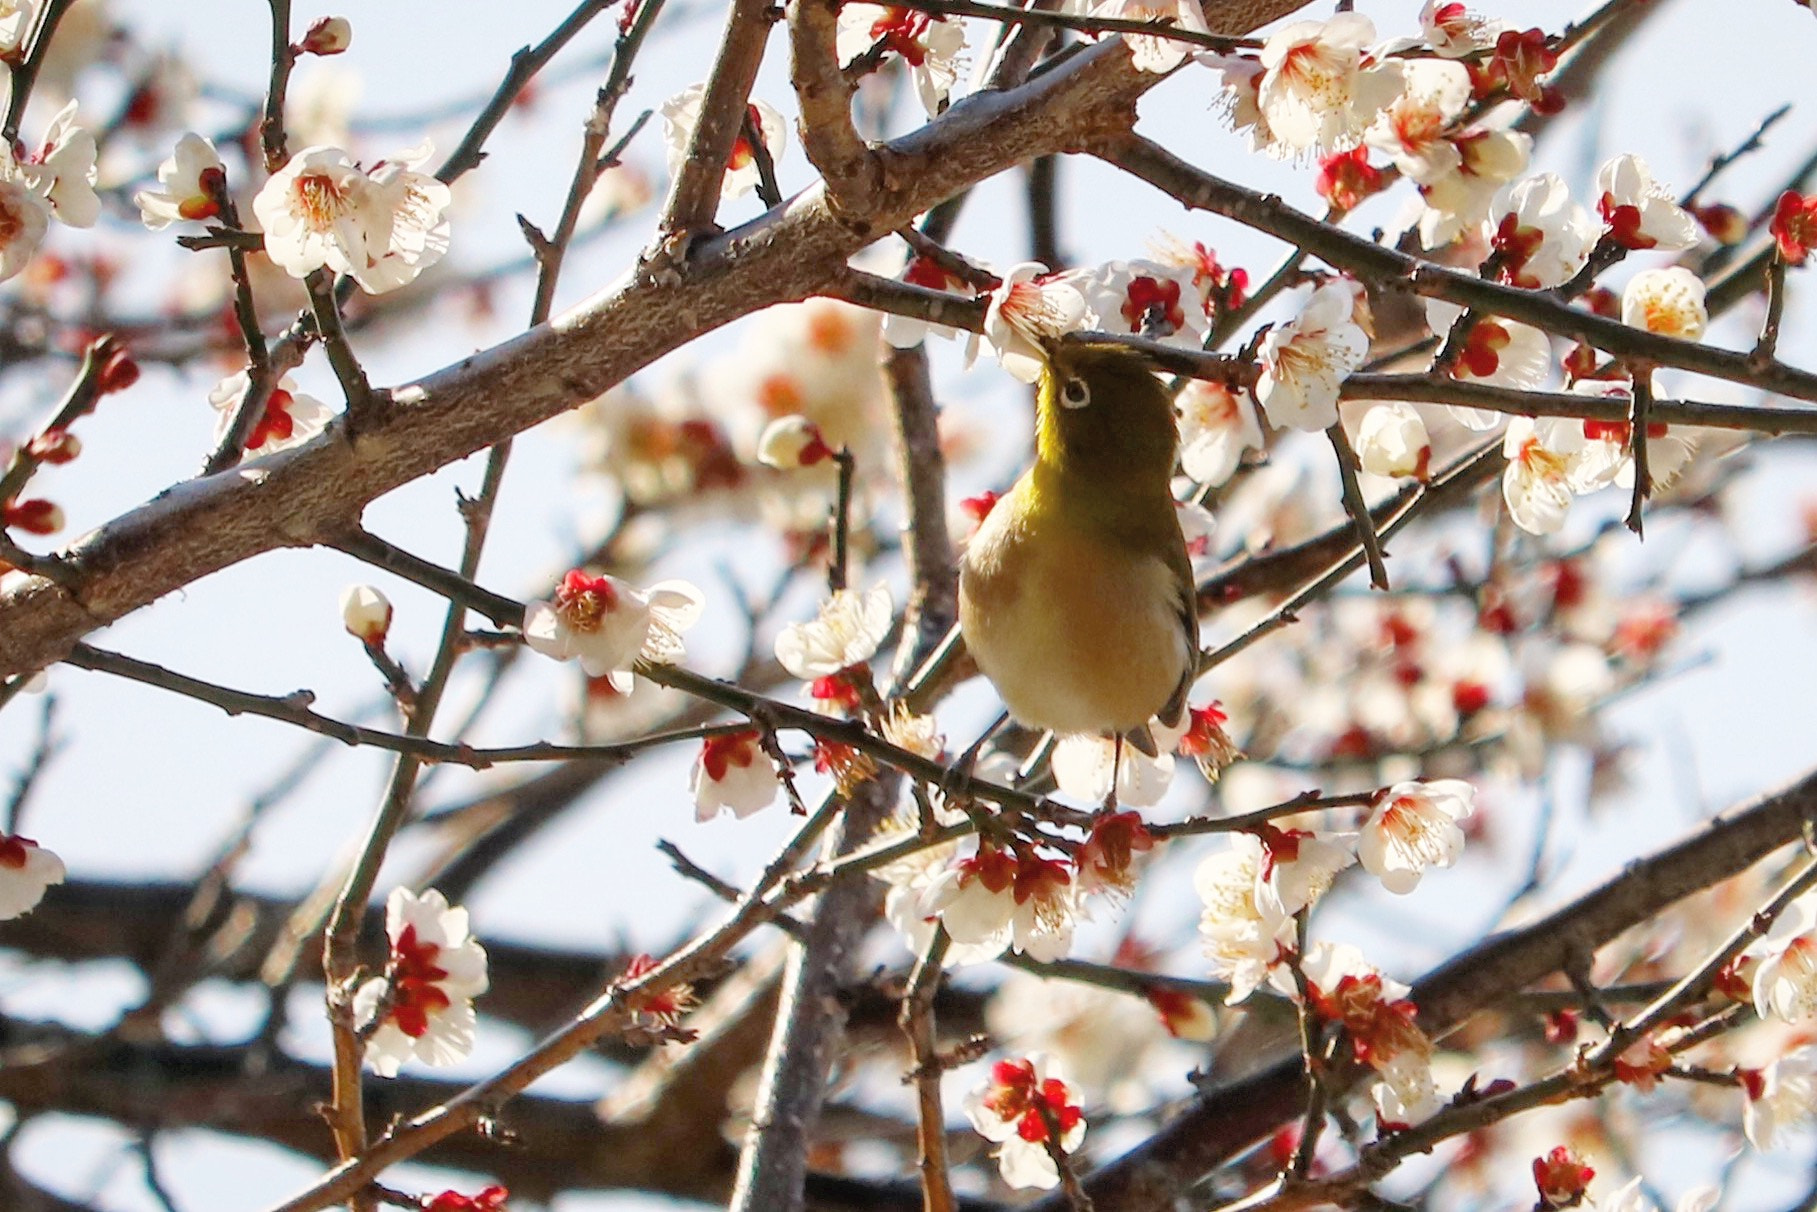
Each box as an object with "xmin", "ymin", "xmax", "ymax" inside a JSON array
[{"xmin": 1157, "ymin": 529, "xmax": 1199, "ymax": 732}]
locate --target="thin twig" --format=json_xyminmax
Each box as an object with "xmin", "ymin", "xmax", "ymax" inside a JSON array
[
  {"xmin": 900, "ymin": 928, "xmax": 956, "ymax": 1212},
  {"xmin": 1325, "ymin": 423, "xmax": 1390, "ymax": 590}
]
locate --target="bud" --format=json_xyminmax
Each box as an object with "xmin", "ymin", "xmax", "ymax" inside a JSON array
[
  {"xmin": 1689, "ymin": 202, "xmax": 1747, "ymax": 246},
  {"xmin": 756, "ymin": 415, "xmax": 834, "ymax": 469},
  {"xmin": 1354, "ymin": 403, "xmax": 1432, "ymax": 480},
  {"xmin": 340, "ymin": 584, "xmax": 392, "ymax": 643},
  {"xmin": 96, "ymin": 344, "xmax": 140, "ymax": 395},
  {"xmin": 299, "ymin": 16, "xmax": 352, "ymax": 55},
  {"xmin": 4, "ymin": 499, "xmax": 63, "ymax": 534},
  {"xmin": 27, "ymin": 430, "xmax": 80, "ymax": 464}
]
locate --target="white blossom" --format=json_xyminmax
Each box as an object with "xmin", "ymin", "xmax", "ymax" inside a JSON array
[
  {"xmin": 524, "ymin": 571, "xmax": 704, "ymax": 687},
  {"xmin": 1745, "ymin": 1048, "xmax": 1817, "ymax": 1149},
  {"xmin": 19, "ymin": 101, "xmax": 98, "ymax": 227},
  {"xmin": 1255, "ymin": 15, "xmax": 1404, "ymax": 156},
  {"xmin": 1490, "ymin": 173, "xmax": 1598, "ymax": 289},
  {"xmin": 252, "ymin": 146, "xmax": 381, "ymax": 280},
  {"xmin": 1595, "ymin": 153, "xmax": 1698, "ymax": 251},
  {"xmin": 1090, "ymin": 0, "xmax": 1209, "ymax": 74},
  {"xmin": 835, "ymin": 4, "xmax": 965, "ymax": 115},
  {"xmin": 1357, "ymin": 779, "xmax": 1475, "ymax": 894},
  {"xmin": 1051, "ymin": 718, "xmax": 1183, "ymax": 807},
  {"xmin": 353, "ymin": 142, "xmax": 452, "ymax": 293},
  {"xmin": 1177, "ymin": 379, "xmax": 1263, "ymax": 486},
  {"xmin": 207, "ymin": 370, "xmax": 332, "ymax": 456},
  {"xmin": 1195, "ymin": 839, "xmax": 1294, "ymax": 1003},
  {"xmin": 980, "ymin": 262, "xmax": 1088, "ymax": 383},
  {"xmin": 135, "ymin": 133, "xmax": 225, "ymax": 229},
  {"xmin": 1752, "ymin": 898, "xmax": 1817, "ymax": 1024},
  {"xmin": 963, "ymin": 1054, "xmax": 1087, "ymax": 1190},
  {"xmin": 0, "ymin": 834, "xmax": 64, "ymax": 920},
  {"xmin": 339, "ymin": 585, "xmax": 392, "ymax": 642},
  {"xmin": 1622, "ymin": 266, "xmax": 1707, "ymax": 341},
  {"xmin": 0, "ymin": 176, "xmax": 51, "ymax": 283},
  {"xmin": 1502, "ymin": 416, "xmax": 1590, "ymax": 535},
  {"xmin": 353, "ymin": 887, "xmax": 489, "ymax": 1076},
  {"xmin": 1364, "ymin": 59, "xmax": 1471, "ymax": 185},
  {"xmin": 1067, "ymin": 258, "xmax": 1208, "ymax": 348},
  {"xmin": 659, "ymin": 84, "xmax": 786, "ymax": 203},
  {"xmin": 1354, "ymin": 403, "xmax": 1431, "ymax": 479},
  {"xmin": 774, "ymin": 583, "xmax": 893, "ymax": 678},
  {"xmin": 690, "ymin": 730, "xmax": 780, "ymax": 821},
  {"xmin": 1255, "ymin": 282, "xmax": 1370, "ymax": 432}
]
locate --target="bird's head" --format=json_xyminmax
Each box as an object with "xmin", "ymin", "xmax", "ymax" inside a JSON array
[{"xmin": 1034, "ymin": 341, "xmax": 1180, "ymax": 484}]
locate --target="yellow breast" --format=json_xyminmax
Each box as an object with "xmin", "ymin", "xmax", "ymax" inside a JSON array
[{"xmin": 959, "ymin": 480, "xmax": 1194, "ymax": 736}]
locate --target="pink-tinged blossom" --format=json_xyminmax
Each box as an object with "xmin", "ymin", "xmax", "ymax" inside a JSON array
[
  {"xmin": 963, "ymin": 1054, "xmax": 1087, "ymax": 1190},
  {"xmin": 1089, "ymin": 0, "xmax": 1209, "ymax": 73},
  {"xmin": 1357, "ymin": 779, "xmax": 1476, "ymax": 894},
  {"xmin": 774, "ymin": 583, "xmax": 892, "ymax": 679},
  {"xmin": 690, "ymin": 729, "xmax": 780, "ymax": 821},
  {"xmin": 1595, "ymin": 154, "xmax": 1698, "ymax": 252},
  {"xmin": 1208, "ymin": 55, "xmax": 1276, "ymax": 155},
  {"xmin": 1622, "ymin": 267, "xmax": 1707, "ymax": 341},
  {"xmin": 834, "ymin": 5, "xmax": 965, "ymax": 116},
  {"xmin": 207, "ymin": 370, "xmax": 332, "ymax": 456},
  {"xmin": 524, "ymin": 570, "xmax": 704, "ymax": 686},
  {"xmin": 135, "ymin": 133, "xmax": 225, "ymax": 229},
  {"xmin": 1751, "ymin": 898, "xmax": 1817, "ymax": 1023},
  {"xmin": 1364, "ymin": 59, "xmax": 1471, "ymax": 185},
  {"xmin": 1254, "ymin": 15, "xmax": 1404, "ymax": 157},
  {"xmin": 981, "ymin": 262, "xmax": 1088, "ymax": 382},
  {"xmin": 659, "ymin": 85, "xmax": 786, "ymax": 203},
  {"xmin": 1067, "ymin": 258, "xmax": 1208, "ymax": 349},
  {"xmin": 1177, "ymin": 379, "xmax": 1263, "ymax": 486},
  {"xmin": 1744, "ymin": 1048, "xmax": 1817, "ymax": 1149},
  {"xmin": 1194, "ymin": 839, "xmax": 1294, "ymax": 1003},
  {"xmin": 922, "ymin": 845, "xmax": 1077, "ymax": 962},
  {"xmin": 1490, "ymin": 173, "xmax": 1599, "ymax": 289},
  {"xmin": 0, "ymin": 833, "xmax": 64, "ymax": 920},
  {"xmin": 1354, "ymin": 403, "xmax": 1431, "ymax": 479},
  {"xmin": 1255, "ymin": 282, "xmax": 1370, "ymax": 432},
  {"xmin": 353, "ymin": 887, "xmax": 489, "ymax": 1077}
]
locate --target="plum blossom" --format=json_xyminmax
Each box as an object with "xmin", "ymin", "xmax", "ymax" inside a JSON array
[
  {"xmin": 1750, "ymin": 897, "xmax": 1817, "ymax": 1023},
  {"xmin": 882, "ymin": 253, "xmax": 973, "ymax": 348},
  {"xmin": 1571, "ymin": 382, "xmax": 1698, "ymax": 493},
  {"xmin": 1208, "ymin": 55, "xmax": 1275, "ymax": 155},
  {"xmin": 353, "ymin": 887, "xmax": 489, "ymax": 1076},
  {"xmin": 1744, "ymin": 1048, "xmax": 1817, "ymax": 1148},
  {"xmin": 757, "ymin": 415, "xmax": 836, "ymax": 469},
  {"xmin": 1195, "ymin": 838, "xmax": 1294, "ymax": 1002},
  {"xmin": 207, "ymin": 370, "xmax": 333, "ymax": 456},
  {"xmin": 1068, "ymin": 258, "xmax": 1208, "ymax": 348},
  {"xmin": 1596, "ymin": 1179, "xmax": 1720, "ymax": 1212},
  {"xmin": 963, "ymin": 1054, "xmax": 1086, "ymax": 1190},
  {"xmin": 774, "ymin": 583, "xmax": 892, "ymax": 679},
  {"xmin": 980, "ymin": 262, "xmax": 1088, "ymax": 382},
  {"xmin": 0, "ymin": 176, "xmax": 51, "ymax": 283},
  {"xmin": 1502, "ymin": 416, "xmax": 1592, "ymax": 535},
  {"xmin": 1051, "ymin": 713, "xmax": 1186, "ymax": 807},
  {"xmin": 524, "ymin": 570, "xmax": 705, "ymax": 687},
  {"xmin": 1425, "ymin": 311, "xmax": 1551, "ymax": 428},
  {"xmin": 1354, "ymin": 403, "xmax": 1431, "ymax": 479},
  {"xmin": 1254, "ymin": 15, "xmax": 1404, "ymax": 157},
  {"xmin": 135, "ymin": 133, "xmax": 225, "ymax": 229},
  {"xmin": 1771, "ymin": 190, "xmax": 1817, "ymax": 265},
  {"xmin": 659, "ymin": 85, "xmax": 786, "ymax": 203},
  {"xmin": 1255, "ymin": 282, "xmax": 1370, "ymax": 432},
  {"xmin": 0, "ymin": 833, "xmax": 64, "ymax": 919},
  {"xmin": 1419, "ymin": 1, "xmax": 1503, "ymax": 56},
  {"xmin": 921, "ymin": 845, "xmax": 1077, "ymax": 962},
  {"xmin": 1595, "ymin": 154, "xmax": 1698, "ymax": 251},
  {"xmin": 0, "ymin": 0, "xmax": 34, "ymax": 55},
  {"xmin": 1177, "ymin": 701, "xmax": 1240, "ymax": 780},
  {"xmin": 1299, "ymin": 942, "xmax": 1438, "ymax": 1125},
  {"xmin": 252, "ymin": 146, "xmax": 379, "ymax": 280},
  {"xmin": 1364, "ymin": 59, "xmax": 1471, "ymax": 184},
  {"xmin": 1415, "ymin": 127, "xmax": 1531, "ymax": 248},
  {"xmin": 18, "ymin": 101, "xmax": 99, "ymax": 228},
  {"xmin": 690, "ymin": 729, "xmax": 780, "ymax": 821},
  {"xmin": 1075, "ymin": 810, "xmax": 1154, "ymax": 899},
  {"xmin": 835, "ymin": 5, "xmax": 965, "ymax": 115},
  {"xmin": 353, "ymin": 142, "xmax": 453, "ymax": 293},
  {"xmin": 339, "ymin": 585, "xmax": 392, "ymax": 643},
  {"xmin": 1249, "ymin": 826, "xmax": 1356, "ymax": 916},
  {"xmin": 1357, "ymin": 779, "xmax": 1476, "ymax": 894},
  {"xmin": 1490, "ymin": 173, "xmax": 1599, "ymax": 289},
  {"xmin": 875, "ymin": 824, "xmax": 1011, "ymax": 967},
  {"xmin": 1089, "ymin": 0, "xmax": 1209, "ymax": 74},
  {"xmin": 1622, "ymin": 267, "xmax": 1707, "ymax": 341},
  {"xmin": 1177, "ymin": 379, "xmax": 1262, "ymax": 486}
]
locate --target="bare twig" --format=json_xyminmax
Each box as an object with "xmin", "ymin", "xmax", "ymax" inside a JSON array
[{"xmin": 1325, "ymin": 423, "xmax": 1389, "ymax": 590}]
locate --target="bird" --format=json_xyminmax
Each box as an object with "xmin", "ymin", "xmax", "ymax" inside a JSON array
[{"xmin": 959, "ymin": 341, "xmax": 1198, "ymax": 763}]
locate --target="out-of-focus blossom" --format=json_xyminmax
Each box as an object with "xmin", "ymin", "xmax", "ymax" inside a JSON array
[
  {"xmin": 340, "ymin": 584, "xmax": 392, "ymax": 643},
  {"xmin": 0, "ymin": 176, "xmax": 51, "ymax": 283},
  {"xmin": 423, "ymin": 1187, "xmax": 507, "ymax": 1212},
  {"xmin": 1354, "ymin": 403, "xmax": 1431, "ymax": 479},
  {"xmin": 1490, "ymin": 173, "xmax": 1598, "ymax": 289},
  {"xmin": 1254, "ymin": 15, "xmax": 1404, "ymax": 157},
  {"xmin": 135, "ymin": 133, "xmax": 225, "ymax": 229},
  {"xmin": 757, "ymin": 415, "xmax": 836, "ymax": 469},
  {"xmin": 1771, "ymin": 190, "xmax": 1817, "ymax": 265},
  {"xmin": 1744, "ymin": 1048, "xmax": 1817, "ymax": 1148},
  {"xmin": 981, "ymin": 262, "xmax": 1088, "ymax": 383},
  {"xmin": 19, "ymin": 101, "xmax": 99, "ymax": 227},
  {"xmin": 1595, "ymin": 1178, "xmax": 1720, "ymax": 1212},
  {"xmin": 659, "ymin": 85, "xmax": 786, "ymax": 203},
  {"xmin": 1255, "ymin": 282, "xmax": 1370, "ymax": 432},
  {"xmin": 1621, "ymin": 267, "xmax": 1707, "ymax": 341},
  {"xmin": 1177, "ymin": 701, "xmax": 1240, "ymax": 780},
  {"xmin": 207, "ymin": 370, "xmax": 332, "ymax": 456},
  {"xmin": 1750, "ymin": 897, "xmax": 1817, "ymax": 1024},
  {"xmin": 1482, "ymin": 27, "xmax": 1561, "ymax": 111},
  {"xmin": 1075, "ymin": 810, "xmax": 1154, "ymax": 898},
  {"xmin": 1090, "ymin": 0, "xmax": 1208, "ymax": 73},
  {"xmin": 0, "ymin": 833, "xmax": 64, "ymax": 919},
  {"xmin": 1177, "ymin": 379, "xmax": 1262, "ymax": 486},
  {"xmin": 1051, "ymin": 716, "xmax": 1184, "ymax": 807},
  {"xmin": 690, "ymin": 729, "xmax": 780, "ymax": 821},
  {"xmin": 524, "ymin": 570, "xmax": 704, "ymax": 686},
  {"xmin": 774, "ymin": 583, "xmax": 892, "ymax": 679},
  {"xmin": 299, "ymin": 15, "xmax": 352, "ymax": 56},
  {"xmin": 963, "ymin": 1054, "xmax": 1086, "ymax": 1190},
  {"xmin": 1315, "ymin": 146, "xmax": 1386, "ymax": 213},
  {"xmin": 353, "ymin": 887, "xmax": 489, "ymax": 1076},
  {"xmin": 1595, "ymin": 154, "xmax": 1697, "ymax": 251},
  {"xmin": 1357, "ymin": 779, "xmax": 1475, "ymax": 893},
  {"xmin": 0, "ymin": 0, "xmax": 35, "ymax": 55},
  {"xmin": 1532, "ymin": 1145, "xmax": 1595, "ymax": 1208}
]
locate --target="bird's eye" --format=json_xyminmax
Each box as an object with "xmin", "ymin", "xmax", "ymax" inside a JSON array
[{"xmin": 1060, "ymin": 376, "xmax": 1091, "ymax": 409}]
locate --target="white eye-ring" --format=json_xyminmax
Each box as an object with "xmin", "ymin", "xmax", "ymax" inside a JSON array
[{"xmin": 1060, "ymin": 376, "xmax": 1091, "ymax": 409}]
